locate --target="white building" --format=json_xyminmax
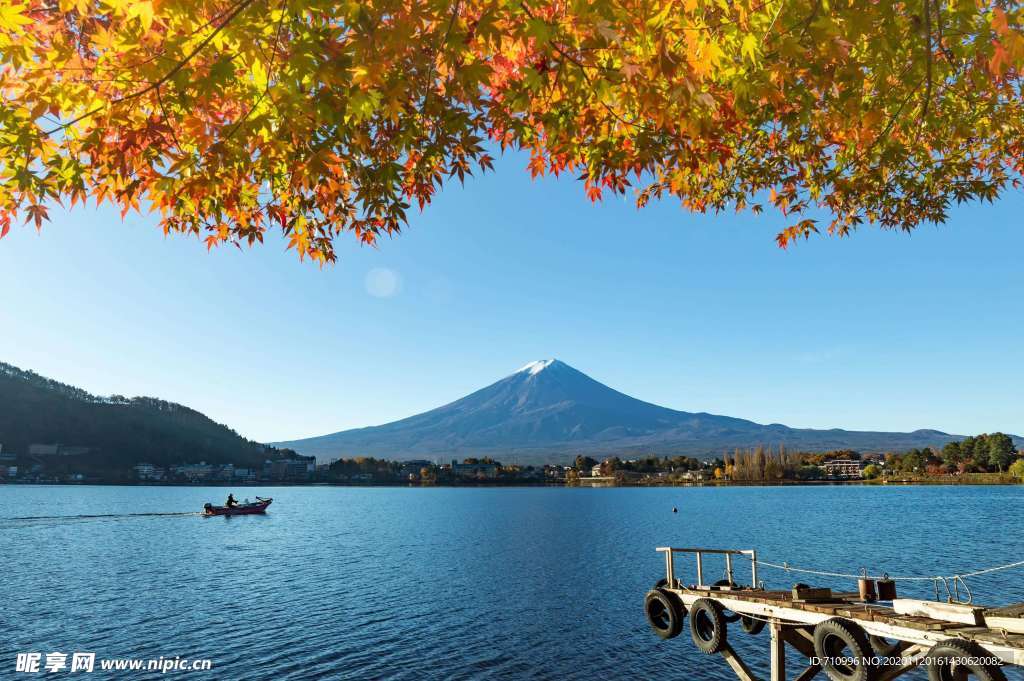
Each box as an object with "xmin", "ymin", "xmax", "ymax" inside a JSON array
[
  {"xmin": 133, "ymin": 463, "xmax": 164, "ymax": 481},
  {"xmin": 821, "ymin": 459, "xmax": 867, "ymax": 478},
  {"xmin": 173, "ymin": 462, "xmax": 212, "ymax": 481}
]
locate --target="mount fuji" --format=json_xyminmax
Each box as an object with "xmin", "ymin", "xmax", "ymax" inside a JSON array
[{"xmin": 273, "ymin": 359, "xmax": 966, "ymax": 463}]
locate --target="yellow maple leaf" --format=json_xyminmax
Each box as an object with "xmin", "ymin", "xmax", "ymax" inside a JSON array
[
  {"xmin": 741, "ymin": 34, "xmax": 760, "ymax": 63},
  {"xmin": 0, "ymin": 4, "xmax": 33, "ymax": 31},
  {"xmin": 128, "ymin": 0, "xmax": 154, "ymax": 32}
]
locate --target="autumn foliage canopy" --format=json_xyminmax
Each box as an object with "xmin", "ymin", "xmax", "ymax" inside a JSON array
[{"xmin": 1, "ymin": 0, "xmax": 1022, "ymax": 262}]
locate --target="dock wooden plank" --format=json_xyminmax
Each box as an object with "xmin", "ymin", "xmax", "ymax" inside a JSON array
[
  {"xmin": 893, "ymin": 599, "xmax": 985, "ymax": 626},
  {"xmin": 984, "ymin": 616, "xmax": 1024, "ymax": 635},
  {"xmin": 986, "ymin": 603, "xmax": 1024, "ymax": 618},
  {"xmin": 720, "ymin": 645, "xmax": 759, "ymax": 681},
  {"xmin": 984, "ymin": 603, "xmax": 1024, "ymax": 634},
  {"xmin": 799, "ymin": 603, "xmax": 847, "ymax": 616},
  {"xmin": 871, "ymin": 613, "xmax": 958, "ymax": 631},
  {"xmin": 770, "ymin": 622, "xmax": 786, "ymax": 681},
  {"xmin": 942, "ymin": 626, "xmax": 1024, "ymax": 649},
  {"xmin": 836, "ymin": 605, "xmax": 882, "ymax": 621}
]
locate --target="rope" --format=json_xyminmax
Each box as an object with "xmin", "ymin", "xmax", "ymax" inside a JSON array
[
  {"xmin": 758, "ymin": 558, "xmax": 1024, "ymax": 583},
  {"xmin": 960, "ymin": 560, "xmax": 1024, "ymax": 578},
  {"xmin": 757, "ymin": 560, "xmax": 935, "ymax": 582}
]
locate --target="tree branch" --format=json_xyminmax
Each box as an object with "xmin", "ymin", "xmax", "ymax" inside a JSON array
[
  {"xmin": 922, "ymin": 0, "xmax": 933, "ymax": 118},
  {"xmin": 42, "ymin": 0, "xmax": 259, "ymax": 136}
]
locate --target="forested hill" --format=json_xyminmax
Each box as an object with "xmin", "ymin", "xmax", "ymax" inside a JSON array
[{"xmin": 0, "ymin": 362, "xmax": 271, "ymax": 473}]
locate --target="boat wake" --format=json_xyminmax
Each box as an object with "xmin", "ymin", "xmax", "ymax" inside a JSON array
[{"xmin": 0, "ymin": 511, "xmax": 203, "ymax": 528}]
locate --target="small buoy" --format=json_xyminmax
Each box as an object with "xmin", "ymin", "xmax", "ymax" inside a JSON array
[{"xmin": 672, "ymin": 506, "xmax": 678, "ymax": 513}]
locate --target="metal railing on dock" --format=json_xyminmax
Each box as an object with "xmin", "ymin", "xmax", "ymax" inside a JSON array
[{"xmin": 656, "ymin": 546, "xmax": 758, "ymax": 589}]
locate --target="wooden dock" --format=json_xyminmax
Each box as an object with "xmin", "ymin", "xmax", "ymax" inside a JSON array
[{"xmin": 646, "ymin": 547, "xmax": 1024, "ymax": 681}]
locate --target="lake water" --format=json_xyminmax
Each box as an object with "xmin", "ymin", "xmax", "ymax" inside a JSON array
[{"xmin": 3, "ymin": 484, "xmax": 1024, "ymax": 680}]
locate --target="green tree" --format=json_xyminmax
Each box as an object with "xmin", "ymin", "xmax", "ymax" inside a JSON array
[
  {"xmin": 795, "ymin": 466, "xmax": 822, "ymax": 481},
  {"xmin": 862, "ymin": 464, "xmax": 882, "ymax": 480},
  {"xmin": 987, "ymin": 433, "xmax": 1017, "ymax": 472},
  {"xmin": 1009, "ymin": 459, "xmax": 1024, "ymax": 480},
  {"xmin": 960, "ymin": 437, "xmax": 977, "ymax": 465},
  {"xmin": 901, "ymin": 450, "xmax": 924, "ymax": 473},
  {"xmin": 941, "ymin": 442, "xmax": 963, "ymax": 468}
]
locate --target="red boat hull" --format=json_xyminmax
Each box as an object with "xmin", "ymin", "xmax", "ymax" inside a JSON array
[{"xmin": 203, "ymin": 498, "xmax": 272, "ymax": 516}]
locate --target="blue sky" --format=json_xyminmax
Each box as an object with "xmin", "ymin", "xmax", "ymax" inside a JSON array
[{"xmin": 1, "ymin": 151, "xmax": 1021, "ymax": 443}]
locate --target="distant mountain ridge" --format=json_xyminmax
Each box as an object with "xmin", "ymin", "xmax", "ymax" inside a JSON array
[
  {"xmin": 0, "ymin": 362, "xmax": 274, "ymax": 476},
  {"xmin": 275, "ymin": 359, "xmax": 1005, "ymax": 463}
]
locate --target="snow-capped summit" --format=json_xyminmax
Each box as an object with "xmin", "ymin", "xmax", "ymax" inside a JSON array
[{"xmin": 517, "ymin": 359, "xmax": 557, "ymax": 376}]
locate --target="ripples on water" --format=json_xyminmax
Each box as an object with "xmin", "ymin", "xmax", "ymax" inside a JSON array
[{"xmin": 3, "ymin": 484, "xmax": 1024, "ymax": 680}]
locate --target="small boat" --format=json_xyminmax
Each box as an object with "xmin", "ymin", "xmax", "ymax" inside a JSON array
[{"xmin": 203, "ymin": 497, "xmax": 272, "ymax": 516}]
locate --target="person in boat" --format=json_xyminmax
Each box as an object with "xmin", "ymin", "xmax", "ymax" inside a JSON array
[{"xmin": 225, "ymin": 493, "xmax": 238, "ymax": 508}]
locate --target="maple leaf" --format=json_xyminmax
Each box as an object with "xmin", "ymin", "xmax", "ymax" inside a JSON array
[
  {"xmin": 127, "ymin": 1, "xmax": 155, "ymax": 32},
  {"xmin": 24, "ymin": 205, "xmax": 49, "ymax": 231},
  {"xmin": 0, "ymin": 4, "xmax": 33, "ymax": 31},
  {"xmin": 621, "ymin": 61, "xmax": 642, "ymax": 78}
]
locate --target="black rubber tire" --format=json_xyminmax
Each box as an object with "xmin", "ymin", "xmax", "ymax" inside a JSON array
[
  {"xmin": 812, "ymin": 618, "xmax": 878, "ymax": 681},
  {"xmin": 712, "ymin": 580, "xmax": 742, "ymax": 623},
  {"xmin": 740, "ymin": 614, "xmax": 766, "ymax": 635},
  {"xmin": 869, "ymin": 635, "xmax": 902, "ymax": 657},
  {"xmin": 925, "ymin": 639, "xmax": 1007, "ymax": 681},
  {"xmin": 644, "ymin": 589, "xmax": 684, "ymax": 640},
  {"xmin": 689, "ymin": 598, "xmax": 728, "ymax": 654},
  {"xmin": 653, "ymin": 578, "xmax": 686, "ymax": 615}
]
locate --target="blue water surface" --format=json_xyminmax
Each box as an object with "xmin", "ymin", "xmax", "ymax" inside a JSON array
[{"xmin": 3, "ymin": 484, "xmax": 1024, "ymax": 680}]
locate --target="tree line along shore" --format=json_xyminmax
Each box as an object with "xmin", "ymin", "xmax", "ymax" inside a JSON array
[{"xmin": 4, "ymin": 433, "xmax": 1021, "ymax": 487}]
